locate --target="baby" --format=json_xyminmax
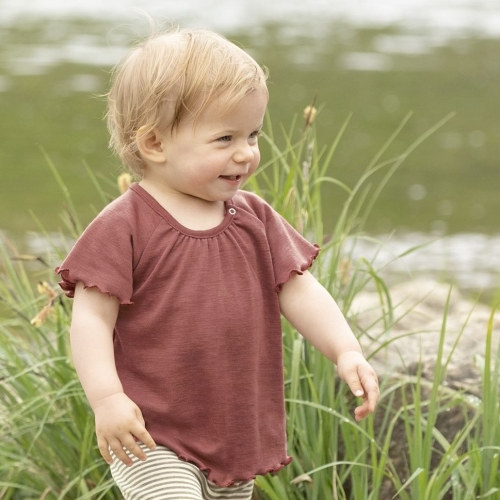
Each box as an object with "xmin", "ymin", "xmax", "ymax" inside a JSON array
[{"xmin": 56, "ymin": 27, "xmax": 379, "ymax": 500}]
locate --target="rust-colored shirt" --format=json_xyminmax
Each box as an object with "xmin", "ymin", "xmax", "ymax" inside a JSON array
[{"xmin": 56, "ymin": 184, "xmax": 319, "ymax": 486}]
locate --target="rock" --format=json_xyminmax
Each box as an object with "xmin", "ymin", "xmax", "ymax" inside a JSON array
[
  {"xmin": 347, "ymin": 279, "xmax": 499, "ymax": 497},
  {"xmin": 350, "ymin": 279, "xmax": 500, "ymax": 393}
]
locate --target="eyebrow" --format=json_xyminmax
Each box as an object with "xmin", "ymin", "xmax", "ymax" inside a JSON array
[{"xmin": 212, "ymin": 124, "xmax": 264, "ymax": 136}]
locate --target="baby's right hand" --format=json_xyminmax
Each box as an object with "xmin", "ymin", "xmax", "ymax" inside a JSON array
[{"xmin": 93, "ymin": 392, "xmax": 156, "ymax": 467}]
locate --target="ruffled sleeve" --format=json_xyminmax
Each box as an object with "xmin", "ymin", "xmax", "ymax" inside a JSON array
[
  {"xmin": 265, "ymin": 209, "xmax": 320, "ymax": 291},
  {"xmin": 55, "ymin": 201, "xmax": 134, "ymax": 305},
  {"xmin": 236, "ymin": 192, "xmax": 320, "ymax": 291}
]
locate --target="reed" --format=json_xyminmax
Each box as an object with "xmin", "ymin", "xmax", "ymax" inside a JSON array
[{"xmin": 0, "ymin": 110, "xmax": 498, "ymax": 499}]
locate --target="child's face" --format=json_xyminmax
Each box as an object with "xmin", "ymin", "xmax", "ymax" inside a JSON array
[{"xmin": 156, "ymin": 84, "xmax": 268, "ymax": 203}]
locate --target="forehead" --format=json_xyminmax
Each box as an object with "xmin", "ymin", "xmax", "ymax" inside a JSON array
[{"xmin": 199, "ymin": 85, "xmax": 269, "ymax": 126}]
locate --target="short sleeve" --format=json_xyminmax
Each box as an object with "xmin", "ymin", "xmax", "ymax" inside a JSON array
[
  {"xmin": 265, "ymin": 209, "xmax": 320, "ymax": 291},
  {"xmin": 55, "ymin": 203, "xmax": 134, "ymax": 305},
  {"xmin": 238, "ymin": 192, "xmax": 320, "ymax": 291}
]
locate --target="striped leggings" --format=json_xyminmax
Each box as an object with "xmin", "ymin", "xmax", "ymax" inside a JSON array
[{"xmin": 110, "ymin": 442, "xmax": 254, "ymax": 499}]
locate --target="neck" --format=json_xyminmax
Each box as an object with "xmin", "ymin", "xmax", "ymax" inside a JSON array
[{"xmin": 139, "ymin": 179, "xmax": 226, "ymax": 231}]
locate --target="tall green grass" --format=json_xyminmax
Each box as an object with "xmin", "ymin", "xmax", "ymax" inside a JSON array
[
  {"xmin": 0, "ymin": 243, "xmax": 120, "ymax": 499},
  {"xmin": 0, "ymin": 111, "xmax": 498, "ymax": 499}
]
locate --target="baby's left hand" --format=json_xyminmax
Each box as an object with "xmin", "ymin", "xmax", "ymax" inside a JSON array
[{"xmin": 336, "ymin": 351, "xmax": 379, "ymax": 421}]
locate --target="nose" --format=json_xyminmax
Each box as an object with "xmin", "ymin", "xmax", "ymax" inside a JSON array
[{"xmin": 233, "ymin": 141, "xmax": 255, "ymax": 164}]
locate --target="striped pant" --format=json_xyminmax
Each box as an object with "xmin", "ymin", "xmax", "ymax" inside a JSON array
[{"xmin": 110, "ymin": 443, "xmax": 254, "ymax": 500}]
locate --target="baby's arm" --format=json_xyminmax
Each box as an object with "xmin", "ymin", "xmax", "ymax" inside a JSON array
[
  {"xmin": 71, "ymin": 282, "xmax": 156, "ymax": 465},
  {"xmin": 279, "ymin": 271, "xmax": 379, "ymax": 421}
]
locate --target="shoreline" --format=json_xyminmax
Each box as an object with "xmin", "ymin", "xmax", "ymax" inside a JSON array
[{"xmin": 353, "ymin": 277, "xmax": 500, "ymax": 392}]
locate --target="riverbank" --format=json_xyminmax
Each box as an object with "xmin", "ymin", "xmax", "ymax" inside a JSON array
[
  {"xmin": 354, "ymin": 277, "xmax": 500, "ymax": 393},
  {"xmin": 350, "ymin": 278, "xmax": 500, "ymax": 497}
]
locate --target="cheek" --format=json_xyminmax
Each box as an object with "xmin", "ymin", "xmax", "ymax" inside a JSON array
[
  {"xmin": 188, "ymin": 157, "xmax": 223, "ymax": 182},
  {"xmin": 189, "ymin": 167, "xmax": 212, "ymax": 183},
  {"xmin": 251, "ymin": 149, "xmax": 261, "ymax": 171}
]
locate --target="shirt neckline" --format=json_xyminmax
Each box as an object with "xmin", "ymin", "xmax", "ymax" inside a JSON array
[{"xmin": 129, "ymin": 183, "xmax": 236, "ymax": 238}]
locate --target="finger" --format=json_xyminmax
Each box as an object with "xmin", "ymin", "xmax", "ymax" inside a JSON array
[
  {"xmin": 132, "ymin": 425, "xmax": 157, "ymax": 451},
  {"xmin": 108, "ymin": 439, "xmax": 134, "ymax": 467},
  {"xmin": 97, "ymin": 436, "xmax": 113, "ymax": 465},
  {"xmin": 354, "ymin": 404, "xmax": 369, "ymax": 422},
  {"xmin": 344, "ymin": 374, "xmax": 365, "ymax": 398},
  {"xmin": 346, "ymin": 379, "xmax": 365, "ymax": 398},
  {"xmin": 120, "ymin": 436, "xmax": 148, "ymax": 462},
  {"xmin": 354, "ymin": 391, "xmax": 378, "ymax": 421},
  {"xmin": 132, "ymin": 407, "xmax": 156, "ymax": 450},
  {"xmin": 360, "ymin": 377, "xmax": 379, "ymax": 412},
  {"xmin": 355, "ymin": 396, "xmax": 374, "ymax": 420},
  {"xmin": 366, "ymin": 387, "xmax": 379, "ymax": 412}
]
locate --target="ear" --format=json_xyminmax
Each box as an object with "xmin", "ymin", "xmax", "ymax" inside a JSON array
[{"xmin": 136, "ymin": 127, "xmax": 168, "ymax": 164}]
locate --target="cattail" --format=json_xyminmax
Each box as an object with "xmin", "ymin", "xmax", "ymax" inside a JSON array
[
  {"xmin": 31, "ymin": 282, "xmax": 61, "ymax": 326},
  {"xmin": 37, "ymin": 281, "xmax": 58, "ymax": 300},
  {"xmin": 30, "ymin": 303, "xmax": 54, "ymax": 327},
  {"xmin": 303, "ymin": 105, "xmax": 317, "ymax": 127},
  {"xmin": 118, "ymin": 172, "xmax": 133, "ymax": 194}
]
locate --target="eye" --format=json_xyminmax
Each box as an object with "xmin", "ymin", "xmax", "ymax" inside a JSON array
[
  {"xmin": 217, "ymin": 135, "xmax": 232, "ymax": 142},
  {"xmin": 249, "ymin": 130, "xmax": 261, "ymax": 139}
]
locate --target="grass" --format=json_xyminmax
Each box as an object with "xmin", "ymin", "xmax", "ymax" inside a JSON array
[{"xmin": 0, "ymin": 110, "xmax": 499, "ymax": 499}]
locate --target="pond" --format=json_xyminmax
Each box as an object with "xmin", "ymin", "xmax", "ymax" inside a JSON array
[{"xmin": 0, "ymin": 0, "xmax": 499, "ymax": 295}]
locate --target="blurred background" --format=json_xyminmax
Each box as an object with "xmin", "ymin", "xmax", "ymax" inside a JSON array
[{"xmin": 0, "ymin": 0, "xmax": 499, "ymax": 295}]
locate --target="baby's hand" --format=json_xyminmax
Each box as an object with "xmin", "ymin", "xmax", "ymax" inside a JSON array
[
  {"xmin": 336, "ymin": 351, "xmax": 379, "ymax": 422},
  {"xmin": 93, "ymin": 392, "xmax": 156, "ymax": 466}
]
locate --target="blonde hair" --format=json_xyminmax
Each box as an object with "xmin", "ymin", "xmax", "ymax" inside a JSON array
[{"xmin": 107, "ymin": 28, "xmax": 268, "ymax": 175}]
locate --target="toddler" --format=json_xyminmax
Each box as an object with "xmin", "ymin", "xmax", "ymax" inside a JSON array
[{"xmin": 56, "ymin": 27, "xmax": 379, "ymax": 500}]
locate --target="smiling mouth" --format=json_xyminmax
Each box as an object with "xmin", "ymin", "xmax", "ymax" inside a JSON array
[{"xmin": 219, "ymin": 175, "xmax": 242, "ymax": 181}]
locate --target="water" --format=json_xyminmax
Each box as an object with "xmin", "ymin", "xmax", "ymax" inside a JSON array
[
  {"xmin": 0, "ymin": 0, "xmax": 499, "ymax": 294},
  {"xmin": 3, "ymin": 0, "xmax": 500, "ymax": 36},
  {"xmin": 346, "ymin": 232, "xmax": 500, "ymax": 294}
]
